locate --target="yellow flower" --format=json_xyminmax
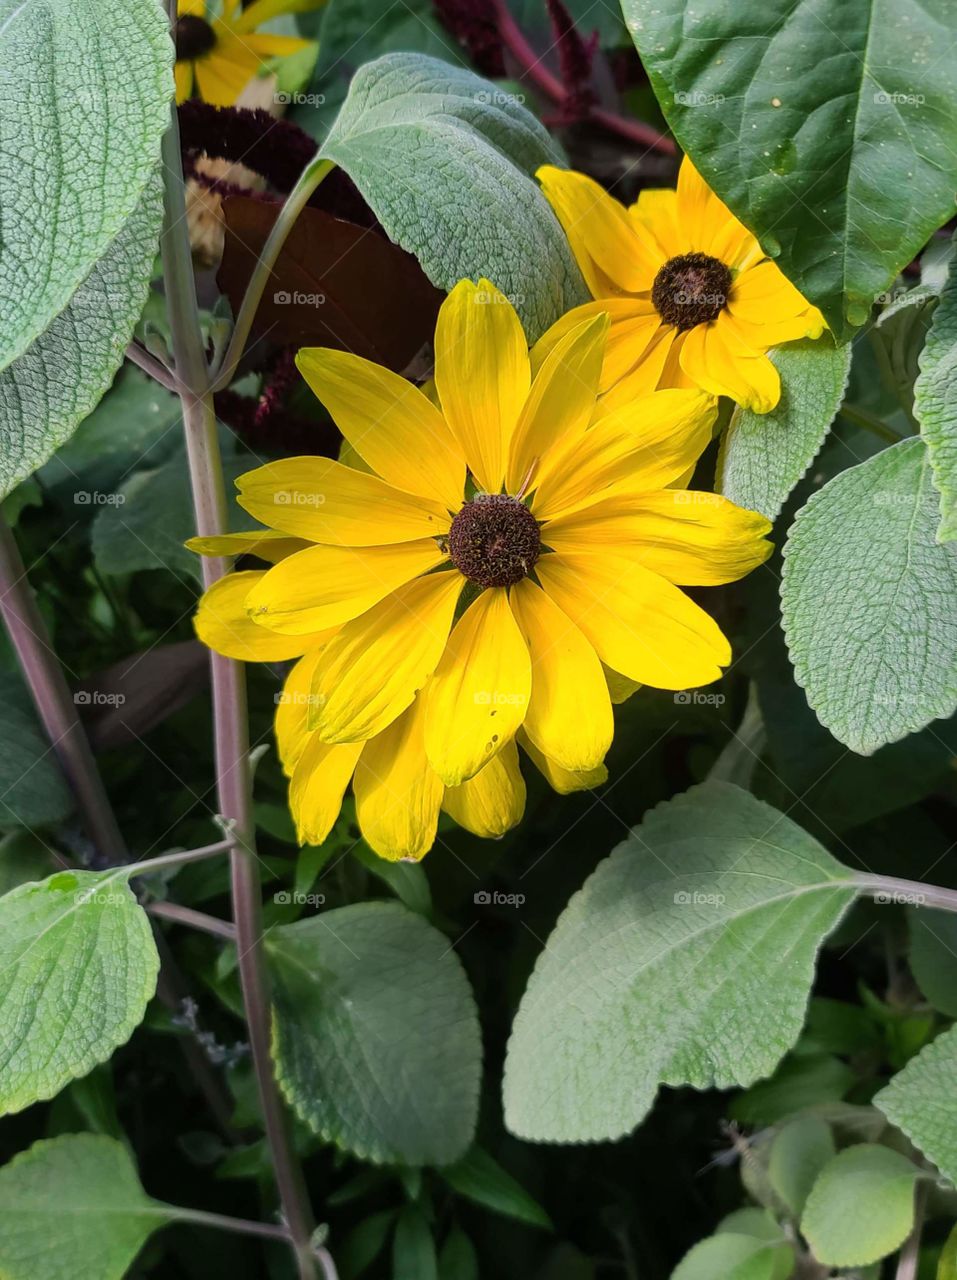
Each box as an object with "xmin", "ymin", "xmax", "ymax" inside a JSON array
[
  {"xmin": 537, "ymin": 157, "xmax": 825, "ymax": 414},
  {"xmin": 174, "ymin": 0, "xmax": 319, "ymax": 107},
  {"xmin": 190, "ymin": 279, "xmax": 771, "ymax": 858}
]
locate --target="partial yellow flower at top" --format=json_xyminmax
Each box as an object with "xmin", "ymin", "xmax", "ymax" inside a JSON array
[
  {"xmin": 537, "ymin": 157, "xmax": 825, "ymax": 414},
  {"xmin": 189, "ymin": 280, "xmax": 772, "ymax": 859},
  {"xmin": 174, "ymin": 0, "xmax": 320, "ymax": 106}
]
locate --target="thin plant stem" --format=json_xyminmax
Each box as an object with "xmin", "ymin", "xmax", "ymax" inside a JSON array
[
  {"xmin": 857, "ymin": 873, "xmax": 957, "ymax": 914},
  {"xmin": 147, "ymin": 900, "xmax": 237, "ymax": 942},
  {"xmin": 126, "ymin": 340, "xmax": 179, "ymax": 393},
  {"xmin": 0, "ymin": 517, "xmax": 126, "ymax": 860},
  {"xmin": 127, "ymin": 838, "xmax": 235, "ymax": 878},
  {"xmin": 839, "ymin": 401, "xmax": 904, "ymax": 444},
  {"xmin": 167, "ymin": 1207, "xmax": 291, "ymax": 1242},
  {"xmin": 895, "ymin": 1181, "xmax": 927, "ymax": 1280},
  {"xmin": 207, "ymin": 157, "xmax": 334, "ymax": 394},
  {"xmin": 159, "ymin": 100, "xmax": 319, "ymax": 1280}
]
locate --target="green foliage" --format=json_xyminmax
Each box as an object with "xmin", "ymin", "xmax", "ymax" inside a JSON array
[
  {"xmin": 671, "ymin": 1208, "xmax": 794, "ymax": 1280},
  {"xmin": 622, "ymin": 0, "xmax": 957, "ymax": 337},
  {"xmin": 442, "ymin": 1147, "xmax": 551, "ymax": 1229},
  {"xmin": 876, "ymin": 1025, "xmax": 957, "ymax": 1186},
  {"xmin": 800, "ymin": 1144, "xmax": 922, "ymax": 1266},
  {"xmin": 316, "ymin": 52, "xmax": 587, "ymax": 339},
  {"xmin": 908, "ymin": 907, "xmax": 957, "ymax": 1017},
  {"xmin": 0, "ymin": 0, "xmax": 171, "ymax": 369},
  {"xmin": 781, "ymin": 437, "xmax": 957, "ymax": 753},
  {"xmin": 0, "ymin": 179, "xmax": 163, "ymax": 502},
  {"xmin": 393, "ymin": 1205, "xmax": 438, "ymax": 1280},
  {"xmin": 0, "ymin": 869, "xmax": 159, "ymax": 1114},
  {"xmin": 915, "ymin": 259, "xmax": 957, "ymax": 541},
  {"xmin": 267, "ymin": 901, "xmax": 481, "ymax": 1165},
  {"xmin": 766, "ymin": 1116, "xmax": 836, "ymax": 1218},
  {"xmin": 503, "ymin": 782, "xmax": 857, "ymax": 1143},
  {"xmin": 0, "ymin": 676, "xmax": 73, "ymax": 829},
  {"xmin": 716, "ymin": 339, "xmax": 852, "ymax": 520},
  {"xmin": 0, "ymin": 1134, "xmax": 169, "ymax": 1280}
]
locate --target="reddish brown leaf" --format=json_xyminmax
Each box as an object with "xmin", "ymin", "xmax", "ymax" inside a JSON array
[{"xmin": 218, "ymin": 198, "xmax": 444, "ymax": 373}]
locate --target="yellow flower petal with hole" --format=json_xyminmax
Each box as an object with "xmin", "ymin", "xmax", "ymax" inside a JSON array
[
  {"xmin": 186, "ymin": 530, "xmax": 308, "ymax": 563},
  {"xmin": 537, "ymin": 165, "xmax": 661, "ymax": 294},
  {"xmin": 310, "ymin": 571, "xmax": 464, "ymax": 743},
  {"xmin": 434, "ymin": 278, "xmax": 530, "ymax": 493},
  {"xmin": 275, "ymin": 647, "xmax": 325, "ymax": 777},
  {"xmin": 425, "ymin": 587, "xmax": 531, "ymax": 786},
  {"xmin": 519, "ymin": 731, "xmax": 607, "ymax": 795},
  {"xmin": 244, "ymin": 539, "xmax": 447, "ymax": 635},
  {"xmin": 193, "ymin": 571, "xmax": 312, "ymax": 662},
  {"xmin": 510, "ymin": 579, "xmax": 612, "ymax": 772},
  {"xmin": 236, "ymin": 457, "xmax": 451, "ymax": 545},
  {"xmin": 289, "ymin": 735, "xmax": 363, "ymax": 846},
  {"xmin": 443, "ymin": 740, "xmax": 526, "ymax": 838},
  {"xmin": 296, "ymin": 348, "xmax": 466, "ymax": 509},
  {"xmin": 543, "ymin": 490, "xmax": 772, "ymax": 586},
  {"xmin": 679, "ymin": 318, "xmax": 781, "ymax": 413},
  {"xmin": 537, "ymin": 551, "xmax": 731, "ymax": 690},
  {"xmin": 353, "ymin": 698, "xmax": 444, "ymax": 862},
  {"xmin": 506, "ymin": 313, "xmax": 608, "ymax": 492},
  {"xmin": 531, "ymin": 389, "xmax": 717, "ymax": 520}
]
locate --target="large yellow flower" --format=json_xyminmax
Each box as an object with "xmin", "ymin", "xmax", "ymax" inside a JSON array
[
  {"xmin": 174, "ymin": 0, "xmax": 319, "ymax": 106},
  {"xmin": 189, "ymin": 280, "xmax": 771, "ymax": 861},
  {"xmin": 537, "ymin": 157, "xmax": 825, "ymax": 414}
]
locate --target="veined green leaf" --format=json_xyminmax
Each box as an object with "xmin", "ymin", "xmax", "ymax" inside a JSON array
[
  {"xmin": 915, "ymin": 260, "xmax": 957, "ymax": 541},
  {"xmin": 876, "ymin": 1024, "xmax": 957, "ymax": 1186},
  {"xmin": 801, "ymin": 1144, "xmax": 922, "ymax": 1266}
]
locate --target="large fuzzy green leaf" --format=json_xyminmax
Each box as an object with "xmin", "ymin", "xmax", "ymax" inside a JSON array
[
  {"xmin": 0, "ymin": 0, "xmax": 171, "ymax": 369},
  {"xmin": 503, "ymin": 783, "xmax": 857, "ymax": 1143},
  {"xmin": 914, "ymin": 260, "xmax": 957, "ymax": 541},
  {"xmin": 622, "ymin": 0, "xmax": 957, "ymax": 338},
  {"xmin": 0, "ymin": 869, "xmax": 159, "ymax": 1114},
  {"xmin": 801, "ymin": 1144, "xmax": 922, "ymax": 1266},
  {"xmin": 267, "ymin": 901, "xmax": 481, "ymax": 1166},
  {"xmin": 317, "ymin": 52, "xmax": 587, "ymax": 340},
  {"xmin": 781, "ymin": 438, "xmax": 957, "ymax": 753},
  {"xmin": 876, "ymin": 1024, "xmax": 957, "ymax": 1186},
  {"xmin": 0, "ymin": 183, "xmax": 164, "ymax": 501}
]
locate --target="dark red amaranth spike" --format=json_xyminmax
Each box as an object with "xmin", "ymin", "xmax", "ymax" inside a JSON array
[
  {"xmin": 432, "ymin": 0, "xmax": 506, "ymax": 78},
  {"xmin": 214, "ymin": 347, "xmax": 342, "ymax": 458},
  {"xmin": 544, "ymin": 0, "xmax": 598, "ymax": 125}
]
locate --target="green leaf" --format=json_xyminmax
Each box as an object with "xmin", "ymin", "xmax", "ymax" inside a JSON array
[
  {"xmin": 438, "ymin": 1227, "xmax": 480, "ymax": 1280},
  {"xmin": 716, "ymin": 339, "xmax": 852, "ymax": 520},
  {"xmin": 939, "ymin": 1222, "xmax": 957, "ymax": 1280},
  {"xmin": 0, "ymin": 1134, "xmax": 170, "ymax": 1279},
  {"xmin": 442, "ymin": 1147, "xmax": 551, "ymax": 1229},
  {"xmin": 0, "ymin": 183, "xmax": 164, "ymax": 501},
  {"xmin": 503, "ymin": 782, "xmax": 857, "ymax": 1143},
  {"xmin": 317, "ymin": 52, "xmax": 587, "ymax": 340},
  {"xmin": 729, "ymin": 1054, "xmax": 855, "ymax": 1128},
  {"xmin": 0, "ymin": 831, "xmax": 55, "ymax": 896},
  {"xmin": 267, "ymin": 901, "xmax": 481, "ymax": 1165},
  {"xmin": 0, "ymin": 869, "xmax": 159, "ymax": 1114},
  {"xmin": 0, "ymin": 0, "xmax": 171, "ymax": 368},
  {"xmin": 876, "ymin": 1024, "xmax": 957, "ymax": 1185},
  {"xmin": 672, "ymin": 1229, "xmax": 793, "ymax": 1280},
  {"xmin": 908, "ymin": 907, "xmax": 957, "ymax": 1017},
  {"xmin": 915, "ymin": 260, "xmax": 957, "ymax": 541},
  {"xmin": 351, "ymin": 841, "xmax": 432, "ymax": 916},
  {"xmin": 781, "ymin": 437, "xmax": 957, "ymax": 753},
  {"xmin": 622, "ymin": 0, "xmax": 957, "ymax": 338},
  {"xmin": 337, "ymin": 1209, "xmax": 397, "ymax": 1279},
  {"xmin": 0, "ymin": 676, "xmax": 74, "ymax": 830},
  {"xmin": 393, "ymin": 1206, "xmax": 438, "ymax": 1280},
  {"xmin": 767, "ymin": 1116, "xmax": 836, "ymax": 1218},
  {"xmin": 800, "ymin": 1144, "xmax": 921, "ymax": 1266}
]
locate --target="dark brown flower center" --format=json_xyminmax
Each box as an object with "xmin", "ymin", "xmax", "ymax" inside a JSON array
[
  {"xmin": 448, "ymin": 495, "xmax": 541, "ymax": 588},
  {"xmin": 651, "ymin": 252, "xmax": 732, "ymax": 330},
  {"xmin": 175, "ymin": 14, "xmax": 217, "ymax": 61}
]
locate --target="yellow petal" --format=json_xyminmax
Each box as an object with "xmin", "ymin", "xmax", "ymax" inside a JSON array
[
  {"xmin": 236, "ymin": 457, "xmax": 451, "ymax": 545},
  {"xmin": 443, "ymin": 740, "xmax": 526, "ymax": 838},
  {"xmin": 506, "ymin": 313, "xmax": 608, "ymax": 493},
  {"xmin": 238, "ymin": 32, "xmax": 312, "ymax": 58},
  {"xmin": 194, "ymin": 44, "xmax": 259, "ymax": 106},
  {"xmin": 679, "ymin": 317, "xmax": 781, "ymax": 413},
  {"xmin": 529, "ymin": 298, "xmax": 659, "ymax": 392},
  {"xmin": 594, "ymin": 326, "xmax": 676, "ymax": 412},
  {"xmin": 544, "ymin": 490, "xmax": 772, "ymax": 585},
  {"xmin": 310, "ymin": 571, "xmax": 464, "ymax": 742},
  {"xmin": 353, "ymin": 698, "xmax": 444, "ymax": 862},
  {"xmin": 536, "ymin": 165, "xmax": 661, "ymax": 294},
  {"xmin": 531, "ymin": 388, "xmax": 717, "ymax": 520},
  {"xmin": 537, "ymin": 551, "xmax": 732, "ymax": 690},
  {"xmin": 628, "ymin": 188, "xmax": 683, "ymax": 260},
  {"xmin": 289, "ymin": 735, "xmax": 363, "ymax": 846},
  {"xmin": 434, "ymin": 278, "xmax": 530, "ymax": 493},
  {"xmin": 728, "ymin": 261, "xmax": 826, "ymax": 346},
  {"xmin": 174, "ymin": 60, "xmax": 195, "ymax": 103},
  {"xmin": 519, "ymin": 731, "xmax": 607, "ymax": 795},
  {"xmin": 424, "ymin": 588, "xmax": 531, "ymax": 786},
  {"xmin": 244, "ymin": 540, "xmax": 446, "ymax": 635},
  {"xmin": 275, "ymin": 647, "xmax": 325, "ymax": 777},
  {"xmin": 193, "ymin": 571, "xmax": 312, "ymax": 662},
  {"xmin": 186, "ymin": 530, "xmax": 308, "ymax": 563},
  {"xmin": 233, "ymin": 0, "xmax": 326, "ymax": 33},
  {"xmin": 510, "ymin": 579, "xmax": 612, "ymax": 771},
  {"xmin": 676, "ymin": 156, "xmax": 758, "ymax": 267},
  {"xmin": 296, "ymin": 349, "xmax": 465, "ymax": 510}
]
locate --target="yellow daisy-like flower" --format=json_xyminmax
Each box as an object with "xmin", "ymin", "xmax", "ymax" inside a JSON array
[
  {"xmin": 537, "ymin": 157, "xmax": 825, "ymax": 414},
  {"xmin": 174, "ymin": 0, "xmax": 318, "ymax": 107},
  {"xmin": 190, "ymin": 279, "xmax": 772, "ymax": 859}
]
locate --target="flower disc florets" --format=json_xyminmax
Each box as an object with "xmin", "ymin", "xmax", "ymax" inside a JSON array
[
  {"xmin": 448, "ymin": 495, "xmax": 541, "ymax": 587},
  {"xmin": 651, "ymin": 252, "xmax": 732, "ymax": 330}
]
